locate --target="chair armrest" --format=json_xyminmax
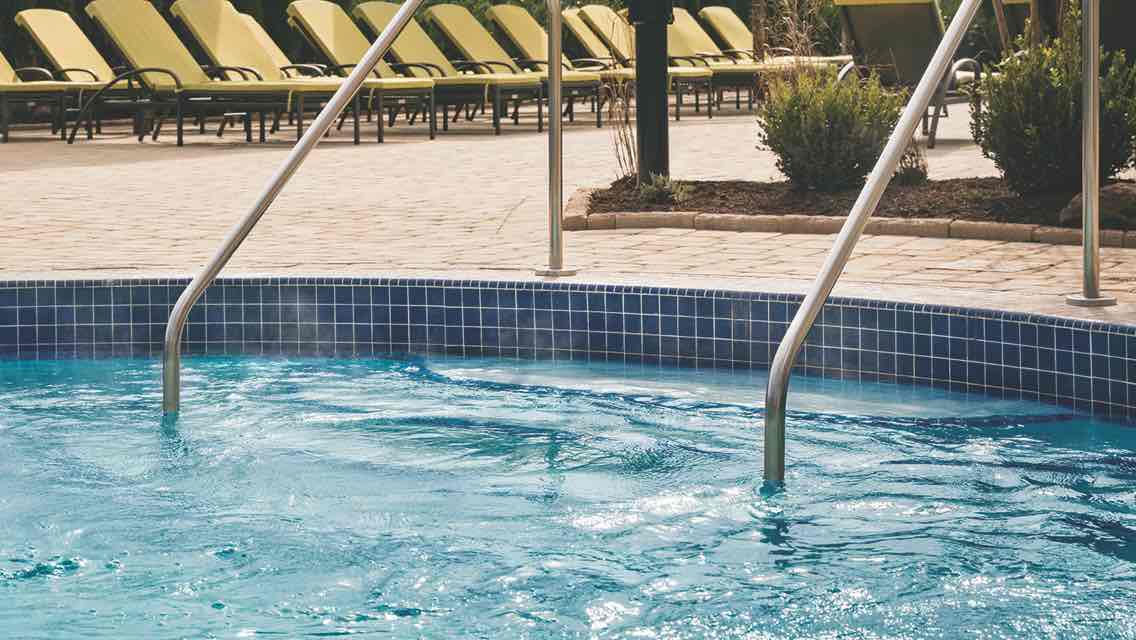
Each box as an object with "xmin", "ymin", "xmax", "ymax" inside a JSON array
[
  {"xmin": 669, "ymin": 55, "xmax": 710, "ymax": 67},
  {"xmin": 390, "ymin": 62, "xmax": 445, "ymax": 77},
  {"xmin": 280, "ymin": 64, "xmax": 326, "ymax": 78},
  {"xmin": 456, "ymin": 59, "xmax": 516, "ymax": 74},
  {"xmin": 56, "ymin": 68, "xmax": 101, "ymax": 82},
  {"xmin": 453, "ymin": 60, "xmax": 495, "ymax": 74},
  {"xmin": 722, "ymin": 48, "xmax": 759, "ymax": 62},
  {"xmin": 697, "ymin": 51, "xmax": 735, "ymax": 64},
  {"xmin": 204, "ymin": 65, "xmax": 262, "ymax": 81},
  {"xmin": 571, "ymin": 57, "xmax": 616, "ymax": 70},
  {"xmin": 330, "ymin": 63, "xmax": 382, "ymax": 78},
  {"xmin": 15, "ymin": 66, "xmax": 55, "ymax": 81}
]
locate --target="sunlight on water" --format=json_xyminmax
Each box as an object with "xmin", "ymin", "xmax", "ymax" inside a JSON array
[{"xmin": 0, "ymin": 356, "xmax": 1134, "ymax": 639}]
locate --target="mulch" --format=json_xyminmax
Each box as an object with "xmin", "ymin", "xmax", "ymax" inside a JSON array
[{"xmin": 587, "ymin": 176, "xmax": 1103, "ymax": 229}]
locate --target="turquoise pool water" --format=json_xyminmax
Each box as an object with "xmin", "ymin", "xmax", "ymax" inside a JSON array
[{"xmin": 1, "ymin": 357, "xmax": 1134, "ymax": 639}]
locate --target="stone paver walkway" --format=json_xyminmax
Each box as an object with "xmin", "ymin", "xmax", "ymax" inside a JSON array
[{"xmin": 1, "ymin": 107, "xmax": 1134, "ymax": 325}]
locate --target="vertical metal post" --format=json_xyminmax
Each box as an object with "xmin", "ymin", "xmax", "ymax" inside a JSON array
[
  {"xmin": 1067, "ymin": 0, "xmax": 1115, "ymax": 307},
  {"xmin": 630, "ymin": 1, "xmax": 672, "ymax": 182},
  {"xmin": 161, "ymin": 0, "xmax": 427, "ymax": 414},
  {"xmin": 537, "ymin": 0, "xmax": 577, "ymax": 277},
  {"xmin": 762, "ymin": 0, "xmax": 985, "ymax": 486}
]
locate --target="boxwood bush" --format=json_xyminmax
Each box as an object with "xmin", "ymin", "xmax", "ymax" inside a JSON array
[
  {"xmin": 758, "ymin": 67, "xmax": 904, "ymax": 192},
  {"xmin": 970, "ymin": 9, "xmax": 1136, "ymax": 195}
]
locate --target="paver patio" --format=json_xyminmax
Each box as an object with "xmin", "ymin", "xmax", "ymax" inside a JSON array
[{"xmin": 1, "ymin": 107, "xmax": 1134, "ymax": 324}]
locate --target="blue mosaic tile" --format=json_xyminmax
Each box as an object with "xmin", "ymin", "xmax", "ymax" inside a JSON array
[{"xmin": 2, "ymin": 277, "xmax": 1136, "ymax": 419}]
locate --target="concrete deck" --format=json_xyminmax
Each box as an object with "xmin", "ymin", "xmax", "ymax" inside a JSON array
[{"xmin": 2, "ymin": 105, "xmax": 1134, "ymax": 325}]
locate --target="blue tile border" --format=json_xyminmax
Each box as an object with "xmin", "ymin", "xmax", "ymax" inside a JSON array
[{"xmin": 2, "ymin": 276, "xmax": 1135, "ymax": 420}]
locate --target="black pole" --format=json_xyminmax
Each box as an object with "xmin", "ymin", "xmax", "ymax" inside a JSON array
[{"xmin": 629, "ymin": 0, "xmax": 673, "ymax": 183}]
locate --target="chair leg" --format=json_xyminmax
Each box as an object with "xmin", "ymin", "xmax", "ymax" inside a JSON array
[
  {"xmin": 55, "ymin": 94, "xmax": 66, "ymax": 139},
  {"xmin": 377, "ymin": 92, "xmax": 384, "ymax": 143},
  {"xmin": 259, "ymin": 110, "xmax": 266, "ymax": 143},
  {"xmin": 537, "ymin": 88, "xmax": 544, "ymax": 133},
  {"xmin": 427, "ymin": 93, "xmax": 436, "ymax": 140},
  {"xmin": 244, "ymin": 112, "xmax": 253, "ymax": 143},
  {"xmin": 0, "ymin": 94, "xmax": 9, "ymax": 143},
  {"xmin": 176, "ymin": 98, "xmax": 184, "ymax": 147},
  {"xmin": 675, "ymin": 86, "xmax": 683, "ymax": 121},
  {"xmin": 442, "ymin": 103, "xmax": 449, "ymax": 131},
  {"xmin": 595, "ymin": 87, "xmax": 602, "ymax": 128},
  {"xmin": 707, "ymin": 85, "xmax": 713, "ymax": 120},
  {"xmin": 492, "ymin": 86, "xmax": 502, "ymax": 135},
  {"xmin": 352, "ymin": 94, "xmax": 361, "ymax": 145},
  {"xmin": 928, "ymin": 104, "xmax": 942, "ymax": 149},
  {"xmin": 296, "ymin": 95, "xmax": 305, "ymax": 140}
]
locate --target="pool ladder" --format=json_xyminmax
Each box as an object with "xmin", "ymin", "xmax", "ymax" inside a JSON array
[
  {"xmin": 763, "ymin": 0, "xmax": 1111, "ymax": 486},
  {"xmin": 161, "ymin": 0, "xmax": 571, "ymax": 414}
]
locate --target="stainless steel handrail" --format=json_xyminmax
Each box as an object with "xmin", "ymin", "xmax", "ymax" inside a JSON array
[
  {"xmin": 161, "ymin": 0, "xmax": 428, "ymax": 414},
  {"xmin": 1067, "ymin": 0, "xmax": 1114, "ymax": 307},
  {"xmin": 762, "ymin": 0, "xmax": 985, "ymax": 485},
  {"xmin": 536, "ymin": 0, "xmax": 577, "ymax": 278}
]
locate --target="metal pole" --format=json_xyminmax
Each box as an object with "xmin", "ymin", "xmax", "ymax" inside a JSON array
[
  {"xmin": 762, "ymin": 0, "xmax": 985, "ymax": 486},
  {"xmin": 161, "ymin": 0, "xmax": 427, "ymax": 414},
  {"xmin": 1067, "ymin": 0, "xmax": 1115, "ymax": 307},
  {"xmin": 537, "ymin": 0, "xmax": 577, "ymax": 277}
]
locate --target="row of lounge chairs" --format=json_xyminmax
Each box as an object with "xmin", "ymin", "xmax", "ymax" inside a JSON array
[
  {"xmin": 2, "ymin": 0, "xmax": 1013, "ymax": 147},
  {"xmin": 0, "ymin": 0, "xmax": 809, "ymax": 145}
]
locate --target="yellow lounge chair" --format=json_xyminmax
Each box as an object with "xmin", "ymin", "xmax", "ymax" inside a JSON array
[
  {"xmin": 170, "ymin": 0, "xmax": 435, "ymax": 143},
  {"xmin": 352, "ymin": 1, "xmax": 542, "ymax": 134},
  {"xmin": 576, "ymin": 4, "xmax": 713, "ymax": 120},
  {"xmin": 238, "ymin": 12, "xmax": 328, "ymax": 79},
  {"xmin": 82, "ymin": 0, "xmax": 432, "ymax": 146},
  {"xmin": 696, "ymin": 5, "xmax": 852, "ymax": 67},
  {"xmin": 13, "ymin": 8, "xmax": 146, "ymax": 142},
  {"xmin": 423, "ymin": 4, "xmax": 603, "ymax": 131},
  {"xmin": 834, "ymin": 0, "xmax": 979, "ymax": 147},
  {"xmin": 668, "ymin": 7, "xmax": 802, "ymax": 111},
  {"xmin": 485, "ymin": 3, "xmax": 633, "ymax": 121},
  {"xmin": 0, "ymin": 48, "xmax": 101, "ymax": 143}
]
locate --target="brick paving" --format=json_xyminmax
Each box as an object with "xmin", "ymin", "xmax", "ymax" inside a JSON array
[{"xmin": 1, "ymin": 106, "xmax": 1135, "ymax": 325}]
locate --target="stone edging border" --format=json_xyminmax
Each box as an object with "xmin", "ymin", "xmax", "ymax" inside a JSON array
[{"xmin": 563, "ymin": 188, "xmax": 1136, "ymax": 248}]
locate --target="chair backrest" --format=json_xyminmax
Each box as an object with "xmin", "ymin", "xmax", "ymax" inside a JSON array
[
  {"xmin": 171, "ymin": 0, "xmax": 285, "ymax": 81},
  {"xmin": 578, "ymin": 5, "xmax": 634, "ymax": 64},
  {"xmin": 86, "ymin": 0, "xmax": 212, "ymax": 89},
  {"xmin": 286, "ymin": 0, "xmax": 398, "ymax": 76},
  {"xmin": 0, "ymin": 51, "xmax": 18, "ymax": 84},
  {"xmin": 671, "ymin": 7, "xmax": 724, "ymax": 57},
  {"xmin": 698, "ymin": 5, "xmax": 752, "ymax": 54},
  {"xmin": 562, "ymin": 8, "xmax": 614, "ymax": 61},
  {"xmin": 424, "ymin": 4, "xmax": 519, "ymax": 72},
  {"xmin": 240, "ymin": 13, "xmax": 294, "ymax": 71},
  {"xmin": 352, "ymin": 1, "xmax": 458, "ymax": 78},
  {"xmin": 834, "ymin": 0, "xmax": 945, "ymax": 86},
  {"xmin": 15, "ymin": 9, "xmax": 116, "ymax": 82},
  {"xmin": 485, "ymin": 4, "xmax": 572, "ymax": 70}
]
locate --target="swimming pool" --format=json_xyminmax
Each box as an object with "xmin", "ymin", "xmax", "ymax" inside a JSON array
[{"xmin": 2, "ymin": 356, "xmax": 1133, "ymax": 638}]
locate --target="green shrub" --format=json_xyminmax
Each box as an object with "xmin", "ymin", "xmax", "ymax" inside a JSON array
[
  {"xmin": 970, "ymin": 9, "xmax": 1136, "ymax": 195},
  {"xmin": 894, "ymin": 136, "xmax": 929, "ymax": 186},
  {"xmin": 758, "ymin": 67, "xmax": 905, "ymax": 192},
  {"xmin": 638, "ymin": 174, "xmax": 693, "ymax": 206}
]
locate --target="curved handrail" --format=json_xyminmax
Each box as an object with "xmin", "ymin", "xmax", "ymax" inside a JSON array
[
  {"xmin": 161, "ymin": 0, "xmax": 428, "ymax": 414},
  {"xmin": 762, "ymin": 0, "xmax": 985, "ymax": 486}
]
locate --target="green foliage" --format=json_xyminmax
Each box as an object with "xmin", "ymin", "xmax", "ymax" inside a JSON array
[
  {"xmin": 970, "ymin": 8, "xmax": 1136, "ymax": 195},
  {"xmin": 894, "ymin": 137, "xmax": 929, "ymax": 186},
  {"xmin": 758, "ymin": 67, "xmax": 904, "ymax": 192},
  {"xmin": 638, "ymin": 174, "xmax": 692, "ymax": 205}
]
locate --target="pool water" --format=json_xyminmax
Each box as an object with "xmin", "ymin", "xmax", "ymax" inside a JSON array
[{"xmin": 1, "ymin": 357, "xmax": 1134, "ymax": 639}]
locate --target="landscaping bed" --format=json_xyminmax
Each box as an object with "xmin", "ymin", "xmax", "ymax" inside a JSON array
[{"xmin": 586, "ymin": 176, "xmax": 1134, "ymax": 230}]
